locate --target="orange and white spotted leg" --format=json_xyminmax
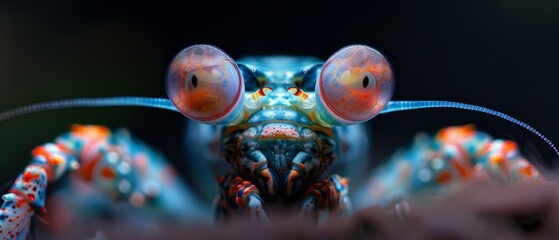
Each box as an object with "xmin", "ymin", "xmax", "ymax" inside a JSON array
[
  {"xmin": 214, "ymin": 173, "xmax": 269, "ymax": 223},
  {"xmin": 355, "ymin": 125, "xmax": 546, "ymax": 214},
  {"xmin": 299, "ymin": 175, "xmax": 352, "ymax": 225},
  {"xmin": 1, "ymin": 143, "xmax": 73, "ymax": 240}
]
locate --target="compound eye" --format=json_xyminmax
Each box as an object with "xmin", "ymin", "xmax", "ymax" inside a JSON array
[
  {"xmin": 165, "ymin": 44, "xmax": 244, "ymax": 124},
  {"xmin": 317, "ymin": 45, "xmax": 395, "ymax": 124}
]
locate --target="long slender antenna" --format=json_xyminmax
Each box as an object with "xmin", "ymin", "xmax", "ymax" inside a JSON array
[
  {"xmin": 380, "ymin": 100, "xmax": 559, "ymax": 158},
  {"xmin": 0, "ymin": 97, "xmax": 178, "ymax": 122}
]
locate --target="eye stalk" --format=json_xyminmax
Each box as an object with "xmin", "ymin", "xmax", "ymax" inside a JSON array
[
  {"xmin": 315, "ymin": 45, "xmax": 395, "ymax": 126},
  {"xmin": 165, "ymin": 44, "xmax": 245, "ymax": 125}
]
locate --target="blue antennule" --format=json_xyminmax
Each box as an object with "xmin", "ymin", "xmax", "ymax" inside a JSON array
[
  {"xmin": 380, "ymin": 100, "xmax": 559, "ymax": 158},
  {"xmin": 0, "ymin": 97, "xmax": 178, "ymax": 122}
]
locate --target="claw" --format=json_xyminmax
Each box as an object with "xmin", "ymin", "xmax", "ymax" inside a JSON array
[
  {"xmin": 299, "ymin": 196, "xmax": 315, "ymax": 216},
  {"xmin": 87, "ymin": 231, "xmax": 108, "ymax": 240},
  {"xmin": 0, "ymin": 193, "xmax": 34, "ymax": 240},
  {"xmin": 216, "ymin": 174, "xmax": 270, "ymax": 223},
  {"xmin": 246, "ymin": 195, "xmax": 269, "ymax": 223},
  {"xmin": 299, "ymin": 175, "xmax": 352, "ymax": 224},
  {"xmin": 284, "ymin": 170, "xmax": 303, "ymax": 197},
  {"xmin": 256, "ymin": 168, "xmax": 279, "ymax": 196},
  {"xmin": 392, "ymin": 199, "xmax": 411, "ymax": 223}
]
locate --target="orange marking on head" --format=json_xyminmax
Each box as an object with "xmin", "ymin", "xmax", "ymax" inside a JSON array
[
  {"xmin": 299, "ymin": 92, "xmax": 308, "ymax": 100},
  {"xmin": 262, "ymin": 86, "xmax": 273, "ymax": 94},
  {"xmin": 310, "ymin": 110, "xmax": 317, "ymax": 122},
  {"xmin": 251, "ymin": 91, "xmax": 264, "ymax": 100},
  {"xmin": 436, "ymin": 171, "xmax": 452, "ymax": 184},
  {"xmin": 260, "ymin": 124, "xmax": 301, "ymax": 139},
  {"xmin": 100, "ymin": 166, "xmax": 116, "ymax": 179},
  {"xmin": 287, "ymin": 87, "xmax": 298, "ymax": 95},
  {"xmin": 251, "ymin": 87, "xmax": 272, "ymax": 101},
  {"xmin": 288, "ymin": 87, "xmax": 309, "ymax": 101},
  {"xmin": 242, "ymin": 109, "xmax": 250, "ymax": 121}
]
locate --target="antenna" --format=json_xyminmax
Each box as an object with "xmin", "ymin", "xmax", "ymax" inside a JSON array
[
  {"xmin": 380, "ymin": 100, "xmax": 559, "ymax": 158},
  {"xmin": 0, "ymin": 97, "xmax": 178, "ymax": 122}
]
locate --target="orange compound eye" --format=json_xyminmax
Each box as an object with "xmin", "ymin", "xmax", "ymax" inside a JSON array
[
  {"xmin": 316, "ymin": 45, "xmax": 395, "ymax": 125},
  {"xmin": 165, "ymin": 44, "xmax": 244, "ymax": 124}
]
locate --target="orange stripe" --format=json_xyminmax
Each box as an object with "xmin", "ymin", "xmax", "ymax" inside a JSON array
[
  {"xmin": 451, "ymin": 160, "xmax": 469, "ymax": 178},
  {"xmin": 436, "ymin": 171, "xmax": 452, "ymax": 184}
]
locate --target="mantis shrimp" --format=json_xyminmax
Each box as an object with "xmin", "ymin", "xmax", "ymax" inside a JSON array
[{"xmin": 0, "ymin": 44, "xmax": 556, "ymax": 239}]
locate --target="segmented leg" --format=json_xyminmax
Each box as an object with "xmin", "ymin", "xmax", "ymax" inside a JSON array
[
  {"xmin": 1, "ymin": 142, "xmax": 72, "ymax": 240},
  {"xmin": 299, "ymin": 174, "xmax": 352, "ymax": 225},
  {"xmin": 214, "ymin": 173, "xmax": 269, "ymax": 223},
  {"xmin": 354, "ymin": 125, "xmax": 545, "ymax": 211},
  {"xmin": 1, "ymin": 125, "xmax": 204, "ymax": 240}
]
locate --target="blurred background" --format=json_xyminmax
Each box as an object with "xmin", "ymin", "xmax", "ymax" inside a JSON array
[{"xmin": 0, "ymin": 1, "xmax": 558, "ymax": 187}]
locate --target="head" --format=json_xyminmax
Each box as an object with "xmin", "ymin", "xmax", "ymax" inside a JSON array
[{"xmin": 165, "ymin": 44, "xmax": 395, "ymax": 197}]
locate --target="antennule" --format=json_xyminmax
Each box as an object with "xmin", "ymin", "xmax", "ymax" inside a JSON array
[
  {"xmin": 380, "ymin": 100, "xmax": 559, "ymax": 158},
  {"xmin": 0, "ymin": 97, "xmax": 178, "ymax": 122}
]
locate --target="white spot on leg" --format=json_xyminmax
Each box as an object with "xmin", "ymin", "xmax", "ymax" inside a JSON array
[
  {"xmin": 418, "ymin": 168, "xmax": 432, "ymax": 182},
  {"xmin": 118, "ymin": 162, "xmax": 131, "ymax": 174},
  {"xmin": 431, "ymin": 157, "xmax": 444, "ymax": 170},
  {"xmin": 107, "ymin": 152, "xmax": 120, "ymax": 164},
  {"xmin": 70, "ymin": 161, "xmax": 81, "ymax": 170},
  {"xmin": 130, "ymin": 193, "xmax": 145, "ymax": 207},
  {"xmin": 118, "ymin": 180, "xmax": 131, "ymax": 193}
]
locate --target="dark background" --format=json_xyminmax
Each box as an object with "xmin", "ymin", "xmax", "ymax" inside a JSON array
[{"xmin": 1, "ymin": 1, "xmax": 558, "ymax": 186}]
